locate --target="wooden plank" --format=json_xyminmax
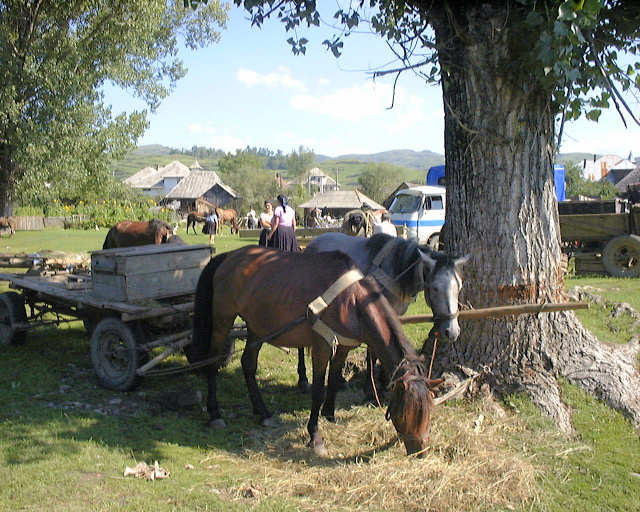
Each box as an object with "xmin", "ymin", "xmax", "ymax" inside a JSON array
[
  {"xmin": 560, "ymin": 213, "xmax": 629, "ymax": 242},
  {"xmin": 91, "ymin": 244, "xmax": 211, "ymax": 273},
  {"xmin": 400, "ymin": 302, "xmax": 589, "ymax": 324}
]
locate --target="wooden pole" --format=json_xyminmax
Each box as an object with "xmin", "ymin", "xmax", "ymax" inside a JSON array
[{"xmin": 400, "ymin": 302, "xmax": 589, "ymax": 325}]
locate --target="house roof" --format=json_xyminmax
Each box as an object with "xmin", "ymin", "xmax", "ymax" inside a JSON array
[
  {"xmin": 298, "ymin": 189, "xmax": 384, "ymax": 210},
  {"xmin": 289, "ymin": 167, "xmax": 337, "ymax": 186},
  {"xmin": 582, "ymin": 154, "xmax": 636, "ymax": 180},
  {"xmin": 165, "ymin": 169, "xmax": 232, "ymax": 199},
  {"xmin": 615, "ymin": 169, "xmax": 640, "ymax": 191},
  {"xmin": 125, "ymin": 161, "xmax": 191, "ymax": 188}
]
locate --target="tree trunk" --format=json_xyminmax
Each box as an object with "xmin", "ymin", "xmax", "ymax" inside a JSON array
[
  {"xmin": 429, "ymin": 3, "xmax": 640, "ymax": 431},
  {"xmin": 0, "ymin": 142, "xmax": 15, "ymax": 216}
]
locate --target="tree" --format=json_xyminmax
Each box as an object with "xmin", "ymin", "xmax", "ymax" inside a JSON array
[
  {"xmin": 286, "ymin": 145, "xmax": 315, "ymax": 177},
  {"xmin": 357, "ymin": 163, "xmax": 400, "ymax": 203},
  {"xmin": 227, "ymin": 0, "xmax": 640, "ymax": 430},
  {"xmin": 565, "ymin": 161, "xmax": 618, "ymax": 199},
  {"xmin": 0, "ymin": 0, "xmax": 228, "ymax": 215}
]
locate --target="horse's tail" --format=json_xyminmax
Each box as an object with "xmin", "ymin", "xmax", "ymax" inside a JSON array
[
  {"xmin": 102, "ymin": 228, "xmax": 115, "ymax": 249},
  {"xmin": 186, "ymin": 252, "xmax": 232, "ymax": 367}
]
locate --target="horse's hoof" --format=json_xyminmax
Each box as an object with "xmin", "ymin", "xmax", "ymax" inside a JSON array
[
  {"xmin": 208, "ymin": 418, "xmax": 226, "ymax": 429},
  {"xmin": 261, "ymin": 416, "xmax": 279, "ymax": 427},
  {"xmin": 297, "ymin": 381, "xmax": 311, "ymax": 393},
  {"xmin": 310, "ymin": 441, "xmax": 328, "ymax": 457},
  {"xmin": 323, "ymin": 415, "xmax": 336, "ymax": 423}
]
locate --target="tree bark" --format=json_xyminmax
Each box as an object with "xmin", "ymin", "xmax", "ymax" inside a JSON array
[{"xmin": 428, "ymin": 2, "xmax": 640, "ymax": 431}]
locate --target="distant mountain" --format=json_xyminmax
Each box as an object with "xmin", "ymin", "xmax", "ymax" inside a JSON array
[
  {"xmin": 130, "ymin": 144, "xmax": 174, "ymax": 156},
  {"xmin": 318, "ymin": 149, "xmax": 445, "ymax": 170}
]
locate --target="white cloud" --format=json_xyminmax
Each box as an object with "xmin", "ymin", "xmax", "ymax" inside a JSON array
[
  {"xmin": 236, "ymin": 66, "xmax": 306, "ymax": 90},
  {"xmin": 562, "ymin": 126, "xmax": 640, "ymax": 157},
  {"xmin": 289, "ymin": 81, "xmax": 428, "ymax": 134}
]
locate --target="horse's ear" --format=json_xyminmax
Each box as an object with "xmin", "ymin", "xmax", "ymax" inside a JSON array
[
  {"xmin": 454, "ymin": 254, "xmax": 470, "ymax": 270},
  {"xmin": 418, "ymin": 250, "xmax": 436, "ymax": 273}
]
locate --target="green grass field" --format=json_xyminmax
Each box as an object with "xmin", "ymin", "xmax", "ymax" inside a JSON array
[{"xmin": 1, "ymin": 229, "xmax": 639, "ymax": 511}]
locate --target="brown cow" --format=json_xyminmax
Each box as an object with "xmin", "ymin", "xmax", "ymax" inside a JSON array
[
  {"xmin": 0, "ymin": 216, "xmax": 16, "ymax": 237},
  {"xmin": 102, "ymin": 219, "xmax": 177, "ymax": 249}
]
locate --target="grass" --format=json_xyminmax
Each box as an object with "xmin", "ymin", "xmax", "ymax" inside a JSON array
[{"xmin": 1, "ymin": 229, "xmax": 639, "ymax": 511}]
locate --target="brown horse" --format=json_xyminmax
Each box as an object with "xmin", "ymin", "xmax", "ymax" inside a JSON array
[
  {"xmin": 0, "ymin": 216, "xmax": 16, "ymax": 237},
  {"xmin": 186, "ymin": 212, "xmax": 206, "ymax": 235},
  {"xmin": 102, "ymin": 219, "xmax": 177, "ymax": 249},
  {"xmin": 214, "ymin": 207, "xmax": 239, "ymax": 234},
  {"xmin": 188, "ymin": 246, "xmax": 439, "ymax": 456}
]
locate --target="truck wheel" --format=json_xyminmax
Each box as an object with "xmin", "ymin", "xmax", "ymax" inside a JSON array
[
  {"xmin": 90, "ymin": 318, "xmax": 142, "ymax": 391},
  {"xmin": 0, "ymin": 292, "xmax": 27, "ymax": 346},
  {"xmin": 602, "ymin": 235, "xmax": 640, "ymax": 277},
  {"xmin": 427, "ymin": 234, "xmax": 440, "ymax": 251}
]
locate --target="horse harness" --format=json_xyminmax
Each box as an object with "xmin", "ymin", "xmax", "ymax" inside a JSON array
[{"xmin": 247, "ymin": 268, "xmax": 365, "ymax": 356}]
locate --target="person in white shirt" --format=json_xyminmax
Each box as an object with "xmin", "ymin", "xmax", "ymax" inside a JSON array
[{"xmin": 373, "ymin": 212, "xmax": 397, "ymax": 237}]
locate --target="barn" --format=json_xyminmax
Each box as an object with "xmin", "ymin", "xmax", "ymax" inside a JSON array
[
  {"xmin": 163, "ymin": 169, "xmax": 237, "ymax": 213},
  {"xmin": 298, "ymin": 189, "xmax": 384, "ymax": 221}
]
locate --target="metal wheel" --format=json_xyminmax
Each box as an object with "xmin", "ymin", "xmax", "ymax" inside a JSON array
[
  {"xmin": 602, "ymin": 235, "xmax": 640, "ymax": 278},
  {"xmin": 90, "ymin": 317, "xmax": 142, "ymax": 391},
  {"xmin": 0, "ymin": 292, "xmax": 27, "ymax": 346}
]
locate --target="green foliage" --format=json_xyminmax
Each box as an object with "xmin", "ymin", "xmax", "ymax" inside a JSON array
[
  {"xmin": 0, "ymin": 0, "xmax": 228, "ymax": 212},
  {"xmin": 357, "ymin": 163, "xmax": 403, "ymax": 203},
  {"xmin": 564, "ymin": 161, "xmax": 619, "ymax": 199},
  {"xmin": 285, "ymin": 145, "xmax": 315, "ymax": 178}
]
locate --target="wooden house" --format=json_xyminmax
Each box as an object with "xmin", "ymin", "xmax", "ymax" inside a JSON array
[
  {"xmin": 124, "ymin": 161, "xmax": 191, "ymax": 197},
  {"xmin": 298, "ymin": 189, "xmax": 384, "ymax": 220},
  {"xmin": 163, "ymin": 170, "xmax": 237, "ymax": 212}
]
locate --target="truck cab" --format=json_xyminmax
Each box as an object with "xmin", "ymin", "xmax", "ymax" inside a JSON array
[{"xmin": 388, "ymin": 185, "xmax": 445, "ymax": 248}]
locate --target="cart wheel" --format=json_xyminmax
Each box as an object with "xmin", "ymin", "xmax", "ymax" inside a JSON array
[
  {"xmin": 602, "ymin": 235, "xmax": 640, "ymax": 277},
  {"xmin": 0, "ymin": 292, "xmax": 27, "ymax": 346},
  {"xmin": 90, "ymin": 318, "xmax": 141, "ymax": 391}
]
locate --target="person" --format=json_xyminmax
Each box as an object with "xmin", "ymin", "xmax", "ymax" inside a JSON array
[
  {"xmin": 258, "ymin": 200, "xmax": 274, "ymax": 247},
  {"xmin": 373, "ymin": 211, "xmax": 397, "ymax": 237},
  {"xmin": 203, "ymin": 209, "xmax": 218, "ymax": 245},
  {"xmin": 267, "ymin": 194, "xmax": 299, "ymax": 252},
  {"xmin": 247, "ymin": 207, "xmax": 257, "ymax": 229}
]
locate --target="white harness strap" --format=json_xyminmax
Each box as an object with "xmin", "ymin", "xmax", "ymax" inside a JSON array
[{"xmin": 308, "ymin": 269, "xmax": 364, "ymax": 355}]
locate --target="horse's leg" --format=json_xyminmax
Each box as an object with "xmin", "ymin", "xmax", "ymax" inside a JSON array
[
  {"xmin": 308, "ymin": 342, "xmax": 331, "ymax": 456},
  {"xmin": 204, "ymin": 317, "xmax": 236, "ymax": 428},
  {"xmin": 241, "ymin": 330, "xmax": 274, "ymax": 426},
  {"xmin": 297, "ymin": 348, "xmax": 310, "ymax": 392},
  {"xmin": 205, "ymin": 368, "xmax": 225, "ymax": 428},
  {"xmin": 321, "ymin": 345, "xmax": 350, "ymax": 422}
]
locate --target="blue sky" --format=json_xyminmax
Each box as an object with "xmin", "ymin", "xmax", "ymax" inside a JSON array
[{"xmin": 105, "ymin": 3, "xmax": 640, "ymax": 159}]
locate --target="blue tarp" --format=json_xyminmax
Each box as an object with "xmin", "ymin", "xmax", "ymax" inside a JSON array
[{"xmin": 426, "ymin": 164, "xmax": 566, "ymax": 201}]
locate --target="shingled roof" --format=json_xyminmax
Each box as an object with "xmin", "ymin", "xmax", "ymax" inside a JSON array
[
  {"xmin": 298, "ymin": 189, "xmax": 384, "ymax": 210},
  {"xmin": 164, "ymin": 169, "xmax": 236, "ymax": 199},
  {"xmin": 125, "ymin": 161, "xmax": 191, "ymax": 189}
]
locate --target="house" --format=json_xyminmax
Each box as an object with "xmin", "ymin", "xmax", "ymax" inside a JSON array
[
  {"xmin": 581, "ymin": 154, "xmax": 635, "ymax": 182},
  {"xmin": 298, "ymin": 189, "xmax": 385, "ymax": 220},
  {"xmin": 163, "ymin": 169, "xmax": 237, "ymax": 212},
  {"xmin": 124, "ymin": 161, "xmax": 191, "ymax": 197},
  {"xmin": 288, "ymin": 167, "xmax": 339, "ymax": 193}
]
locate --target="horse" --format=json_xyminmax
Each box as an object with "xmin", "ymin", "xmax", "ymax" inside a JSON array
[
  {"xmin": 187, "ymin": 246, "xmax": 441, "ymax": 456},
  {"xmin": 102, "ymin": 219, "xmax": 177, "ymax": 249},
  {"xmin": 299, "ymin": 232, "xmax": 469, "ymax": 393},
  {"xmin": 0, "ymin": 216, "xmax": 16, "ymax": 237},
  {"xmin": 186, "ymin": 212, "xmax": 206, "ymax": 235},
  {"xmin": 215, "ymin": 208, "xmax": 239, "ymax": 234}
]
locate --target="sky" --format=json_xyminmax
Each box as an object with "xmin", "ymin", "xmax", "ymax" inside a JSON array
[{"xmin": 104, "ymin": 3, "xmax": 640, "ymax": 159}]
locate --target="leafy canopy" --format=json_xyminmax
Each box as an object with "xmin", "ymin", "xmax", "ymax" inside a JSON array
[{"xmin": 0, "ymin": 0, "xmax": 228, "ymax": 208}]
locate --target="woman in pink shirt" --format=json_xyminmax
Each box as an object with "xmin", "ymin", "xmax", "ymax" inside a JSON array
[{"xmin": 267, "ymin": 194, "xmax": 299, "ymax": 252}]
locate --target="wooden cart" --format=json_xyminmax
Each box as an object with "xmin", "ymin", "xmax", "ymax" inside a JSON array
[
  {"xmin": 559, "ymin": 200, "xmax": 640, "ymax": 277},
  {"xmin": 0, "ymin": 244, "xmax": 215, "ymax": 391}
]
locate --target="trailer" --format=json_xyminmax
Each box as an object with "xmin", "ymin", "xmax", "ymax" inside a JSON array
[
  {"xmin": 558, "ymin": 199, "xmax": 640, "ymax": 277},
  {"xmin": 0, "ymin": 243, "xmax": 219, "ymax": 391}
]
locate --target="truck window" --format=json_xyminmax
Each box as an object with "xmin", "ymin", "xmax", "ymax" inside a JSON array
[
  {"xmin": 390, "ymin": 195, "xmax": 421, "ymax": 213},
  {"xmin": 430, "ymin": 196, "xmax": 444, "ymax": 210}
]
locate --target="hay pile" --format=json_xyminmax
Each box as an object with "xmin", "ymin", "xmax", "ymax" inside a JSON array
[{"xmin": 208, "ymin": 393, "xmax": 545, "ymax": 511}]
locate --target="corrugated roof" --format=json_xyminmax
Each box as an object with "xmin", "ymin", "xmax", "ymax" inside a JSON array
[
  {"xmin": 165, "ymin": 170, "xmax": 222, "ymax": 199},
  {"xmin": 124, "ymin": 166, "xmax": 159, "ymax": 186},
  {"xmin": 127, "ymin": 161, "xmax": 191, "ymax": 188},
  {"xmin": 298, "ymin": 189, "xmax": 384, "ymax": 210}
]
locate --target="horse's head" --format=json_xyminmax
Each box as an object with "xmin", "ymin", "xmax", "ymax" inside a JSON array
[
  {"xmin": 386, "ymin": 358, "xmax": 437, "ymax": 457},
  {"xmin": 419, "ymin": 250, "xmax": 469, "ymax": 341}
]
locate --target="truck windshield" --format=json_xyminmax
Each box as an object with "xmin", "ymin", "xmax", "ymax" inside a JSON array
[{"xmin": 390, "ymin": 195, "xmax": 421, "ymax": 213}]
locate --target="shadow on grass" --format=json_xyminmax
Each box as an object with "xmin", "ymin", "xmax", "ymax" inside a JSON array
[{"xmin": 0, "ymin": 324, "xmax": 392, "ymax": 468}]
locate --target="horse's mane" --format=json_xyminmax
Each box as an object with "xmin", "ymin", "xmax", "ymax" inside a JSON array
[
  {"xmin": 365, "ymin": 234, "xmax": 460, "ymax": 297},
  {"xmin": 149, "ymin": 218, "xmax": 173, "ymax": 231}
]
